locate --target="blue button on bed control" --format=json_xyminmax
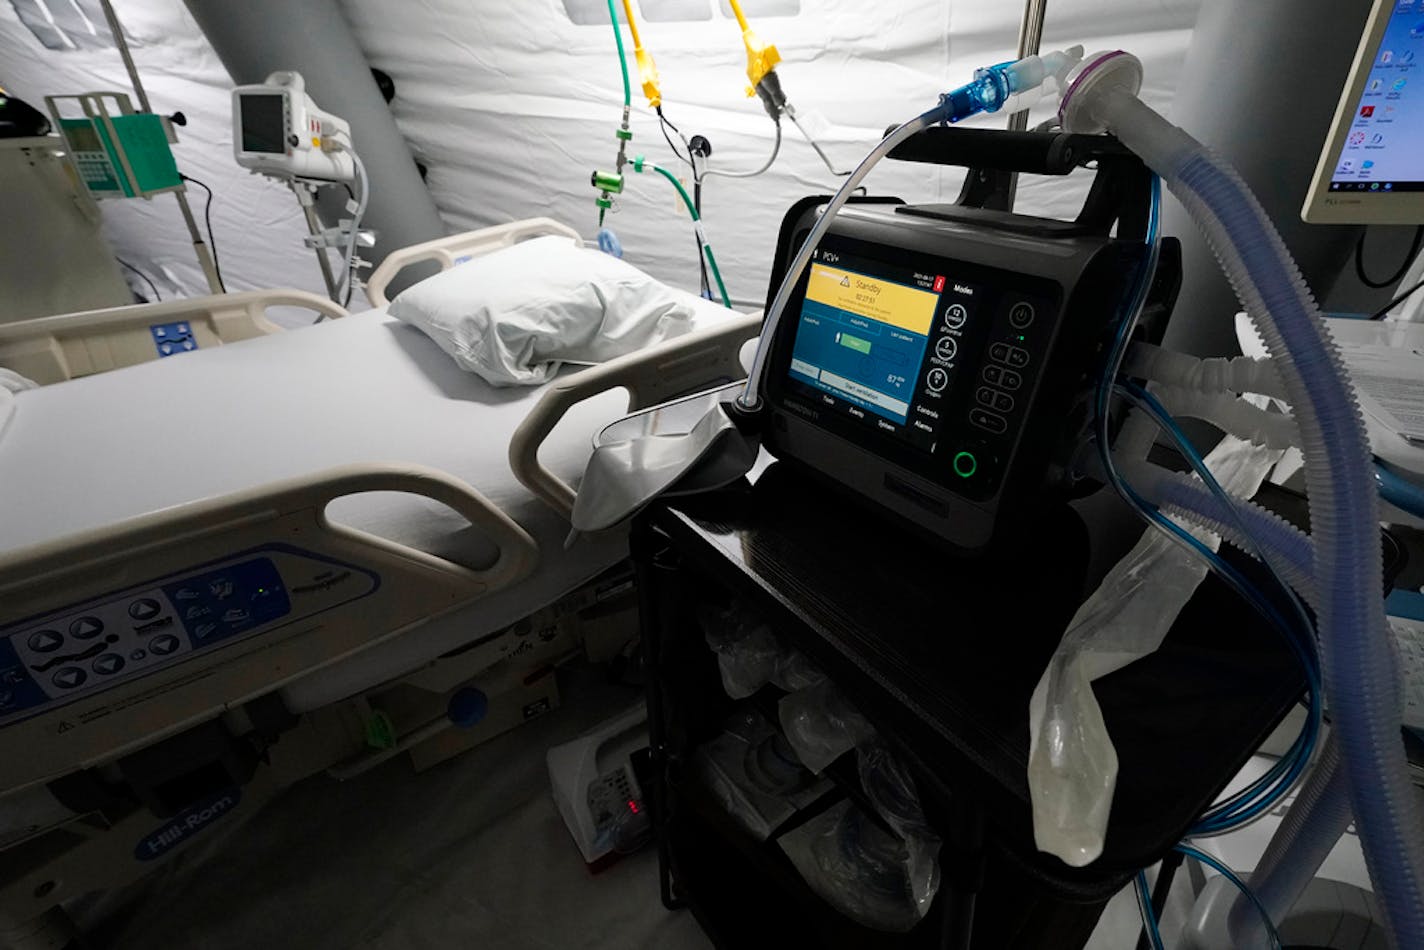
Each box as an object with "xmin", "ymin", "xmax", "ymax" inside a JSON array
[
  {"xmin": 70, "ymin": 617, "xmax": 103, "ymax": 639},
  {"xmin": 52, "ymin": 667, "xmax": 86, "ymax": 689},
  {"xmin": 149, "ymin": 635, "xmax": 180, "ymax": 656},
  {"xmin": 129, "ymin": 598, "xmax": 162, "ymax": 620},
  {"xmin": 28, "ymin": 630, "xmax": 63, "ymax": 653}
]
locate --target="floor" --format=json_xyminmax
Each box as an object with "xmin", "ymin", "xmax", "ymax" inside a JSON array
[{"xmin": 72, "ymin": 663, "xmax": 1166, "ymax": 950}]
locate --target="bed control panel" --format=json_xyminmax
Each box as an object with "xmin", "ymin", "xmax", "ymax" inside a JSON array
[
  {"xmin": 150, "ymin": 321, "xmax": 199, "ymax": 358},
  {"xmin": 0, "ymin": 546, "xmax": 379, "ymax": 727}
]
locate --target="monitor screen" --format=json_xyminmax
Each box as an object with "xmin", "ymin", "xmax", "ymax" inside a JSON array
[
  {"xmin": 239, "ymin": 93, "xmax": 286, "ymax": 154},
  {"xmin": 1328, "ymin": 1, "xmax": 1424, "ymax": 194},
  {"xmin": 785, "ymin": 246, "xmax": 953, "ymax": 453},
  {"xmin": 64, "ymin": 122, "xmax": 102, "ymax": 152}
]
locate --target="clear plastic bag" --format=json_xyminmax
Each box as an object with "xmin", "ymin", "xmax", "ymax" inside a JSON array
[
  {"xmin": 699, "ymin": 601, "xmax": 826, "ymax": 699},
  {"xmin": 779, "ymin": 798, "xmax": 936, "ymax": 933},
  {"xmin": 1027, "ymin": 436, "xmax": 1283, "ymax": 865},
  {"xmin": 698, "ymin": 601, "xmax": 783, "ymax": 699},
  {"xmin": 779, "ymin": 679, "xmax": 876, "ymax": 774}
]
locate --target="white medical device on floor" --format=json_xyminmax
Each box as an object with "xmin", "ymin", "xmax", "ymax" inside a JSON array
[
  {"xmin": 231, "ymin": 71, "xmax": 354, "ymax": 185},
  {"xmin": 547, "ymin": 705, "xmax": 651, "ymax": 865}
]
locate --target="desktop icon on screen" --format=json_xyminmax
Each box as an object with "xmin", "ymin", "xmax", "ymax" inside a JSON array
[
  {"xmin": 1350, "ymin": 131, "xmax": 1368, "ymax": 145},
  {"xmin": 1395, "ymin": 77, "xmax": 1410, "ymax": 91},
  {"xmin": 1361, "ymin": 105, "xmax": 1377, "ymax": 117},
  {"xmin": 1382, "ymin": 50, "xmax": 1395, "ymax": 64}
]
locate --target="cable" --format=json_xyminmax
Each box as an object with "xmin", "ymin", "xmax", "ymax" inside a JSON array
[
  {"xmin": 701, "ymin": 119, "xmax": 783, "ymax": 181},
  {"xmin": 1355, "ymin": 225, "xmax": 1423, "ymax": 289},
  {"xmin": 116, "ymin": 257, "xmax": 160, "ymax": 302},
  {"xmin": 322, "ymin": 144, "xmax": 369, "ymax": 310},
  {"xmin": 179, "ymin": 174, "xmax": 225, "ymax": 292},
  {"xmin": 656, "ymin": 106, "xmax": 692, "ymax": 164},
  {"xmin": 1368, "ymin": 275, "xmax": 1424, "ymax": 321},
  {"xmin": 1135, "ymin": 871, "xmax": 1166, "ymax": 950},
  {"xmin": 1175, "ymin": 845, "xmax": 1284, "ymax": 950},
  {"xmin": 692, "ymin": 157, "xmax": 711, "ymax": 298}
]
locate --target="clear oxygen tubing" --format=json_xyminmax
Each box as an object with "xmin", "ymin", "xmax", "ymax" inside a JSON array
[
  {"xmin": 785, "ymin": 108, "xmax": 851, "ymax": 177},
  {"xmin": 736, "ymin": 105, "xmax": 942, "ymax": 410},
  {"xmin": 701, "ymin": 118, "xmax": 783, "ymax": 181},
  {"xmin": 1226, "ymin": 734, "xmax": 1351, "ymax": 949},
  {"xmin": 1122, "ymin": 342, "xmax": 1289, "ymax": 403},
  {"xmin": 737, "ymin": 47, "xmax": 1083, "ymax": 410},
  {"xmin": 642, "ymin": 162, "xmax": 731, "ymax": 308},
  {"xmin": 1074, "ymin": 77, "xmax": 1424, "ymax": 946},
  {"xmin": 1377, "ymin": 459, "xmax": 1424, "ymax": 521},
  {"xmin": 1113, "ymin": 457, "xmax": 1316, "ymax": 600}
]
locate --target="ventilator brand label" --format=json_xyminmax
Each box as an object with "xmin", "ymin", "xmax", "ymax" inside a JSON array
[{"xmin": 134, "ymin": 788, "xmax": 240, "ymax": 861}]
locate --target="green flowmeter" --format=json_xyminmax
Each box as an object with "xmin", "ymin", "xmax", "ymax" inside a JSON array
[{"xmin": 46, "ymin": 92, "xmax": 181, "ymax": 199}]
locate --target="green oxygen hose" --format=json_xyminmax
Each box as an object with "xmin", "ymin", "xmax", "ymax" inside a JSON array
[
  {"xmin": 605, "ymin": 0, "xmax": 631, "ymax": 109},
  {"xmin": 646, "ymin": 162, "xmax": 732, "ymax": 308}
]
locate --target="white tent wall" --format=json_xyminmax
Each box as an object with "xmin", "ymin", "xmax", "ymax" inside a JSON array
[{"xmin": 0, "ymin": 0, "xmax": 1203, "ymax": 312}]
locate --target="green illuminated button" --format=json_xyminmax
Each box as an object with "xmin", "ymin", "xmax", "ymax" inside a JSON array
[
  {"xmin": 837, "ymin": 332, "xmax": 872, "ymax": 354},
  {"xmin": 953, "ymin": 451, "xmax": 978, "ymax": 478}
]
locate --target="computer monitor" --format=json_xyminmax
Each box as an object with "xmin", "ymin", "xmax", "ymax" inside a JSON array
[{"xmin": 1302, "ymin": 0, "xmax": 1424, "ymax": 224}]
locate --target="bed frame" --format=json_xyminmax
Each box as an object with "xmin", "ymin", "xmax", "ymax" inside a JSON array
[{"xmin": 0, "ymin": 219, "xmax": 763, "ymax": 949}]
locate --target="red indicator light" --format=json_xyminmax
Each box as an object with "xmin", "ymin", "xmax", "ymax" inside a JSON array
[
  {"xmin": 627, "ymin": 800, "xmax": 640, "ymax": 814},
  {"xmin": 932, "ymin": 276, "xmax": 946, "ymax": 293}
]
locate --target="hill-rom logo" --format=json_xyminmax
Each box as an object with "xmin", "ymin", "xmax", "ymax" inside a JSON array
[{"xmin": 134, "ymin": 788, "xmax": 241, "ymax": 861}]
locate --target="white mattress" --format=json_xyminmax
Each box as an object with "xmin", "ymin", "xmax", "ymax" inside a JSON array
[{"xmin": 0, "ymin": 309, "xmax": 639, "ymax": 708}]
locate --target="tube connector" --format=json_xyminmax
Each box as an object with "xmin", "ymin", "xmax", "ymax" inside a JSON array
[
  {"xmin": 938, "ymin": 46, "xmax": 1085, "ymax": 125},
  {"xmin": 727, "ymin": 0, "xmax": 781, "ymax": 97}
]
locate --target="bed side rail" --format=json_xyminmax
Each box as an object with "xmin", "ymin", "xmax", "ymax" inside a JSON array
[
  {"xmin": 364, "ymin": 218, "xmax": 583, "ymax": 307},
  {"xmin": 0, "ymin": 289, "xmax": 348, "ymax": 385},
  {"xmin": 0, "ymin": 462, "xmax": 537, "ymax": 797},
  {"xmin": 509, "ymin": 311, "xmax": 763, "ymax": 520}
]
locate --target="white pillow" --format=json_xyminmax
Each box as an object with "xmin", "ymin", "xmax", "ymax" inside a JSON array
[{"xmin": 388, "ymin": 235, "xmax": 715, "ymax": 387}]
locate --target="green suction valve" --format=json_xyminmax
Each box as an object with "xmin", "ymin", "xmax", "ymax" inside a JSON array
[{"xmin": 591, "ymin": 170, "xmax": 625, "ymax": 194}]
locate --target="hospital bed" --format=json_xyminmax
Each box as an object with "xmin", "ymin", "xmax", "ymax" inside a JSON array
[{"xmin": 0, "ymin": 218, "xmax": 761, "ymax": 948}]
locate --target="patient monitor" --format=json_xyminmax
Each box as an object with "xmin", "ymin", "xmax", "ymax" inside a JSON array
[
  {"xmin": 232, "ymin": 71, "xmax": 354, "ymax": 184},
  {"xmin": 1302, "ymin": 0, "xmax": 1424, "ymax": 225}
]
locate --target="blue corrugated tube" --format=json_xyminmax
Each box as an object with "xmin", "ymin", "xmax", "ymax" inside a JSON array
[{"xmin": 1083, "ymin": 83, "xmax": 1424, "ymax": 948}]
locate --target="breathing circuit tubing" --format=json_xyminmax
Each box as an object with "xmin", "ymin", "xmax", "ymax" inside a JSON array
[{"xmin": 734, "ymin": 46, "xmax": 1417, "ymax": 944}]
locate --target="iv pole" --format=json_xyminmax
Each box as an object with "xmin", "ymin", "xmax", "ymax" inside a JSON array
[
  {"xmin": 1004, "ymin": 0, "xmax": 1048, "ymax": 208},
  {"xmin": 96, "ymin": 0, "xmax": 224, "ymax": 295}
]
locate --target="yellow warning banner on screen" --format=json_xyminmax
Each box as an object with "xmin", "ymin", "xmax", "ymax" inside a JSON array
[{"xmin": 806, "ymin": 264, "xmax": 937, "ymax": 335}]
